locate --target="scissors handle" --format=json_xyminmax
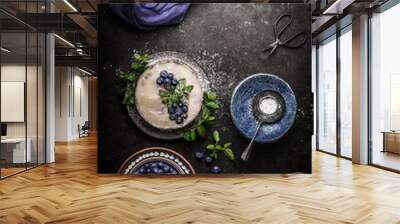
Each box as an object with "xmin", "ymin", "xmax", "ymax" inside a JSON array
[{"xmin": 274, "ymin": 14, "xmax": 293, "ymax": 38}]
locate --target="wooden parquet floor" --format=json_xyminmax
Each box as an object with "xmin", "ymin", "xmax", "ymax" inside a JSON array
[{"xmin": 1, "ymin": 135, "xmax": 400, "ymax": 224}]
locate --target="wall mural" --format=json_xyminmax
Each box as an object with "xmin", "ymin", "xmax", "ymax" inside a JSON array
[{"xmin": 98, "ymin": 3, "xmax": 313, "ymax": 175}]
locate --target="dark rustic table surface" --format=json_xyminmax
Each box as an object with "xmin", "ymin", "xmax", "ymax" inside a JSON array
[{"xmin": 98, "ymin": 3, "xmax": 313, "ymax": 174}]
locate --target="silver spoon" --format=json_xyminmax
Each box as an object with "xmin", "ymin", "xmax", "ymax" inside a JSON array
[
  {"xmin": 241, "ymin": 120, "xmax": 266, "ymax": 161},
  {"xmin": 241, "ymin": 91, "xmax": 284, "ymax": 161}
]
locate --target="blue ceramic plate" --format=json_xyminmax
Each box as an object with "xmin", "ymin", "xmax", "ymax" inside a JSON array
[
  {"xmin": 230, "ymin": 73, "xmax": 297, "ymax": 143},
  {"xmin": 118, "ymin": 147, "xmax": 196, "ymax": 175}
]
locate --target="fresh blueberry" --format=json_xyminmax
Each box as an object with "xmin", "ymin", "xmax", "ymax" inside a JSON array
[
  {"xmin": 182, "ymin": 113, "xmax": 188, "ymax": 119},
  {"xmin": 175, "ymin": 107, "xmax": 183, "ymax": 115},
  {"xmin": 144, "ymin": 164, "xmax": 150, "ymax": 168},
  {"xmin": 167, "ymin": 73, "xmax": 173, "ymax": 79},
  {"xmin": 171, "ymin": 79, "xmax": 178, "ymax": 86},
  {"xmin": 163, "ymin": 78, "xmax": 171, "ymax": 85},
  {"xmin": 176, "ymin": 117, "xmax": 183, "ymax": 124},
  {"xmin": 157, "ymin": 162, "xmax": 164, "ymax": 168},
  {"xmin": 163, "ymin": 166, "xmax": 170, "ymax": 172},
  {"xmin": 152, "ymin": 167, "xmax": 160, "ymax": 174},
  {"xmin": 156, "ymin": 77, "xmax": 163, "ymax": 85},
  {"xmin": 169, "ymin": 114, "xmax": 177, "ymax": 121},
  {"xmin": 150, "ymin": 163, "xmax": 157, "ymax": 168},
  {"xmin": 139, "ymin": 167, "xmax": 145, "ymax": 174},
  {"xmin": 160, "ymin": 70, "xmax": 168, "ymax": 78},
  {"xmin": 211, "ymin": 165, "xmax": 221, "ymax": 174},
  {"xmin": 182, "ymin": 105, "xmax": 188, "ymax": 112},
  {"xmin": 171, "ymin": 170, "xmax": 178, "ymax": 175},
  {"xmin": 178, "ymin": 102, "xmax": 183, "ymax": 107},
  {"xmin": 146, "ymin": 168, "xmax": 151, "ymax": 173},
  {"xmin": 168, "ymin": 107, "xmax": 175, "ymax": 114},
  {"xmin": 195, "ymin": 152, "xmax": 204, "ymax": 160},
  {"xmin": 172, "ymin": 103, "xmax": 178, "ymax": 108},
  {"xmin": 205, "ymin": 156, "xmax": 213, "ymax": 164}
]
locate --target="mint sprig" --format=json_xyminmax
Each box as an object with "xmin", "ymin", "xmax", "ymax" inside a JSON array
[
  {"xmin": 182, "ymin": 90, "xmax": 219, "ymax": 142},
  {"xmin": 206, "ymin": 130, "xmax": 234, "ymax": 161},
  {"xmin": 116, "ymin": 53, "xmax": 149, "ymax": 108},
  {"xmin": 159, "ymin": 79, "xmax": 193, "ymax": 107}
]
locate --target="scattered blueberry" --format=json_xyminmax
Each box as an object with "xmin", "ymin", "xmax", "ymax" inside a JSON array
[
  {"xmin": 172, "ymin": 103, "xmax": 178, "ymax": 109},
  {"xmin": 163, "ymin": 78, "xmax": 171, "ymax": 85},
  {"xmin": 182, "ymin": 105, "xmax": 188, "ymax": 112},
  {"xmin": 176, "ymin": 117, "xmax": 183, "ymax": 124},
  {"xmin": 171, "ymin": 79, "xmax": 178, "ymax": 86},
  {"xmin": 205, "ymin": 156, "xmax": 213, "ymax": 164},
  {"xmin": 169, "ymin": 114, "xmax": 177, "ymax": 121},
  {"xmin": 195, "ymin": 152, "xmax": 204, "ymax": 160},
  {"xmin": 167, "ymin": 73, "xmax": 174, "ymax": 79},
  {"xmin": 178, "ymin": 102, "xmax": 183, "ymax": 107},
  {"xmin": 182, "ymin": 113, "xmax": 188, "ymax": 119},
  {"xmin": 160, "ymin": 70, "xmax": 168, "ymax": 78},
  {"xmin": 156, "ymin": 77, "xmax": 163, "ymax": 85},
  {"xmin": 211, "ymin": 165, "xmax": 221, "ymax": 174}
]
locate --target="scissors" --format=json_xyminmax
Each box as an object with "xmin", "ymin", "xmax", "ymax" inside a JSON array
[{"xmin": 263, "ymin": 14, "xmax": 307, "ymax": 56}]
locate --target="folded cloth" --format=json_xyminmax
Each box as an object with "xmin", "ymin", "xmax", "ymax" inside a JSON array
[{"xmin": 111, "ymin": 3, "xmax": 191, "ymax": 30}]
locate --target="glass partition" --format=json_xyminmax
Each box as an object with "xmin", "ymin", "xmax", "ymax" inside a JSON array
[
  {"xmin": 1, "ymin": 31, "xmax": 28, "ymax": 177},
  {"xmin": 0, "ymin": 1, "xmax": 46, "ymax": 179},
  {"xmin": 370, "ymin": 3, "xmax": 400, "ymax": 171},
  {"xmin": 317, "ymin": 35, "xmax": 337, "ymax": 154},
  {"xmin": 339, "ymin": 27, "xmax": 352, "ymax": 158}
]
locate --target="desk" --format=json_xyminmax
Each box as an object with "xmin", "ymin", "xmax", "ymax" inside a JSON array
[
  {"xmin": 1, "ymin": 138, "xmax": 31, "ymax": 163},
  {"xmin": 382, "ymin": 131, "xmax": 400, "ymax": 154}
]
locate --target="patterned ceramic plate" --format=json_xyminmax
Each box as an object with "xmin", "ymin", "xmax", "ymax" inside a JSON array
[
  {"xmin": 118, "ymin": 147, "xmax": 196, "ymax": 175},
  {"xmin": 127, "ymin": 51, "xmax": 210, "ymax": 140},
  {"xmin": 230, "ymin": 73, "xmax": 297, "ymax": 143}
]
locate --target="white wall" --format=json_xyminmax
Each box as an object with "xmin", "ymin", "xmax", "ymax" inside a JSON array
[{"xmin": 55, "ymin": 67, "xmax": 89, "ymax": 141}]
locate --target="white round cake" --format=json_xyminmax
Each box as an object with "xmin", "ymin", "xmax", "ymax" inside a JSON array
[{"xmin": 135, "ymin": 60, "xmax": 203, "ymax": 130}]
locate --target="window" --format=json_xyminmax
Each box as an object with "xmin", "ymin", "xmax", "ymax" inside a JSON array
[
  {"xmin": 316, "ymin": 25, "xmax": 353, "ymax": 159},
  {"xmin": 339, "ymin": 27, "xmax": 352, "ymax": 158},
  {"xmin": 317, "ymin": 36, "xmax": 337, "ymax": 154},
  {"xmin": 370, "ymin": 3, "xmax": 400, "ymax": 171},
  {"xmin": 0, "ymin": 1, "xmax": 46, "ymax": 179}
]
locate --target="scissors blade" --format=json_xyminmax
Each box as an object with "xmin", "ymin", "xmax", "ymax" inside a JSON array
[
  {"xmin": 262, "ymin": 40, "xmax": 278, "ymax": 53},
  {"xmin": 268, "ymin": 45, "xmax": 278, "ymax": 56}
]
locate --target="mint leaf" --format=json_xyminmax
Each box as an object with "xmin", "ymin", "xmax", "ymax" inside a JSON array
[
  {"xmin": 224, "ymin": 142, "xmax": 232, "ymax": 148},
  {"xmin": 215, "ymin": 145, "xmax": 223, "ymax": 151},
  {"xmin": 210, "ymin": 152, "xmax": 218, "ymax": 159},
  {"xmin": 206, "ymin": 144, "xmax": 215, "ymax": 150},
  {"xmin": 183, "ymin": 130, "xmax": 196, "ymax": 142},
  {"xmin": 184, "ymin": 85, "xmax": 194, "ymax": 93},
  {"xmin": 206, "ymin": 91, "xmax": 217, "ymax": 101},
  {"xmin": 201, "ymin": 108, "xmax": 210, "ymax": 120},
  {"xmin": 213, "ymin": 130, "xmax": 220, "ymax": 143},
  {"xmin": 224, "ymin": 148, "xmax": 235, "ymax": 161},
  {"xmin": 183, "ymin": 132, "xmax": 192, "ymax": 142},
  {"xmin": 205, "ymin": 102, "xmax": 219, "ymax": 109},
  {"xmin": 189, "ymin": 130, "xmax": 196, "ymax": 141},
  {"xmin": 159, "ymin": 89, "xmax": 169, "ymax": 97},
  {"xmin": 196, "ymin": 125, "xmax": 206, "ymax": 138}
]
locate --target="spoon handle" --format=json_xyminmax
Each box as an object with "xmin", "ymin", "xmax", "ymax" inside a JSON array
[{"xmin": 241, "ymin": 122, "xmax": 262, "ymax": 161}]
